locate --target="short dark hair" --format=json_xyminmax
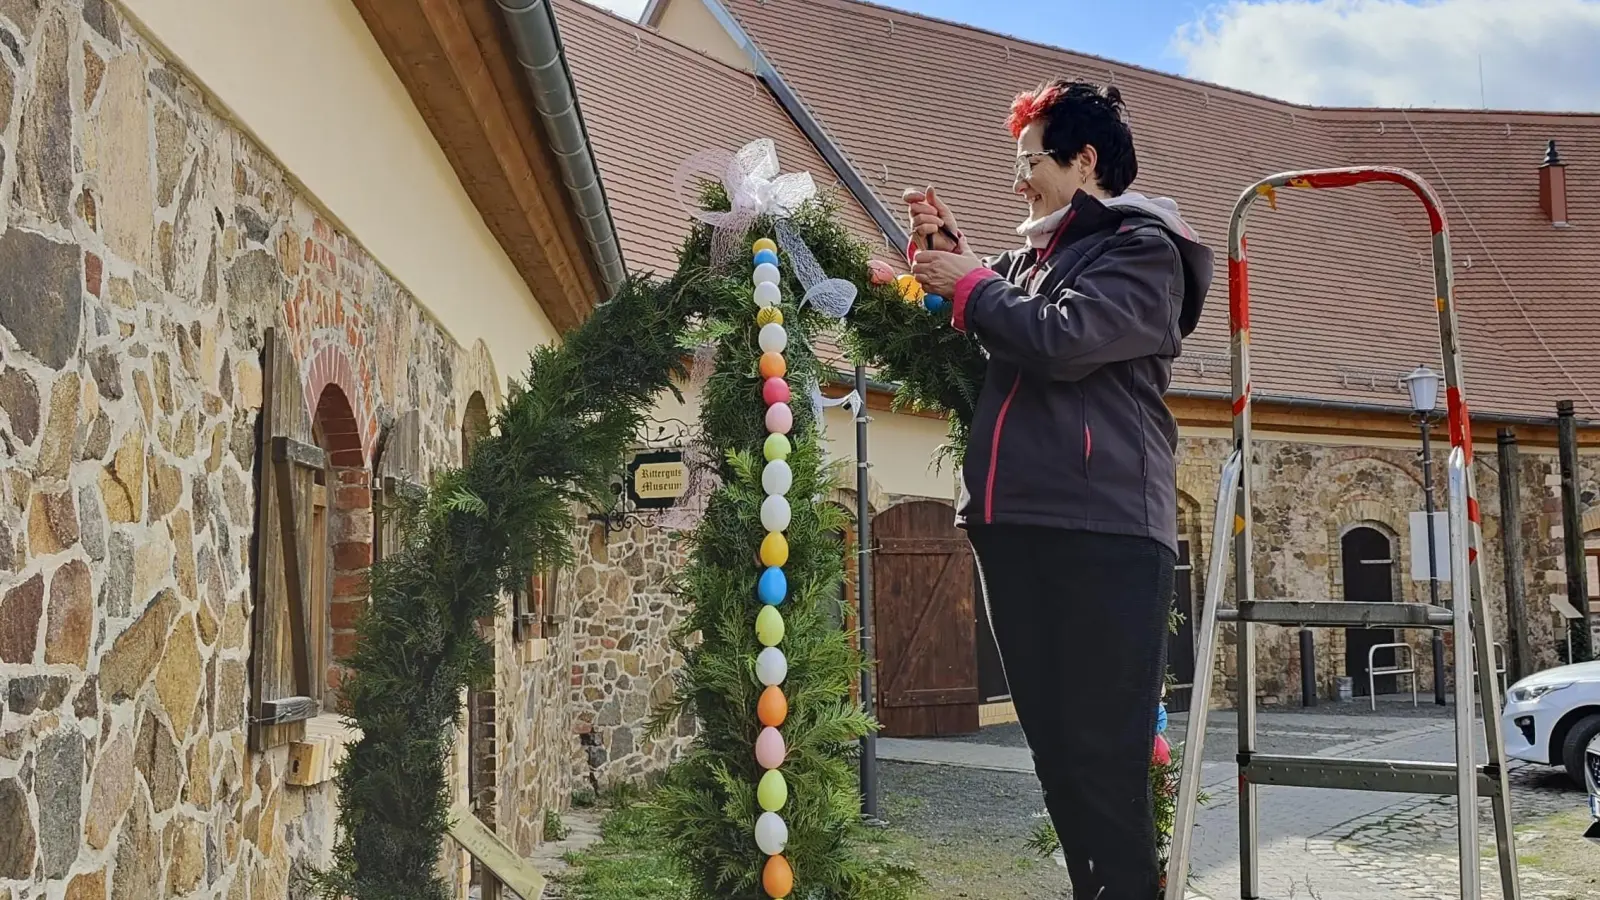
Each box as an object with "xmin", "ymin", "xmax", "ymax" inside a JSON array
[{"xmin": 1006, "ymin": 80, "xmax": 1138, "ymax": 196}]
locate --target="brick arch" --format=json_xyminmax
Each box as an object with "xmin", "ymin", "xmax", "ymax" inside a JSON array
[
  {"xmin": 313, "ymin": 384, "xmax": 364, "ymax": 468},
  {"xmin": 1326, "ymin": 497, "xmax": 1407, "ymax": 596},
  {"xmin": 304, "ymin": 345, "xmax": 371, "ymax": 465}
]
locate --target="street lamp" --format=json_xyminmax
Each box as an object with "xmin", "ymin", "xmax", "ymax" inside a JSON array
[{"xmin": 1404, "ymin": 364, "xmax": 1449, "ymax": 707}]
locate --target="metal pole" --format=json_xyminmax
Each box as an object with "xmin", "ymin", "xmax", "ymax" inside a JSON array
[
  {"xmin": 1497, "ymin": 429, "xmax": 1531, "ymax": 682},
  {"xmin": 1421, "ymin": 419, "xmax": 1447, "ymax": 705},
  {"xmin": 854, "ymin": 365, "xmax": 879, "ymax": 820},
  {"xmin": 1298, "ymin": 628, "xmax": 1316, "ymax": 707},
  {"xmin": 1557, "ymin": 400, "xmax": 1593, "ymax": 661}
]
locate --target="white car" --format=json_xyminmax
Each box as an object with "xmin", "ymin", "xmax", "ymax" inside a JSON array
[
  {"xmin": 1586, "ymin": 733, "xmax": 1599, "ymax": 843},
  {"xmin": 1500, "ymin": 660, "xmax": 1600, "ymax": 788}
]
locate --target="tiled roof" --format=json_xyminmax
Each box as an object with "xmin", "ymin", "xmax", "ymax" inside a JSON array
[
  {"xmin": 556, "ymin": 0, "xmax": 899, "ymax": 376},
  {"xmin": 704, "ymin": 0, "xmax": 1600, "ymax": 419}
]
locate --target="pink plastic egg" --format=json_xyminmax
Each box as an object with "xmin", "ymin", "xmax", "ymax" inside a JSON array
[
  {"xmin": 1152, "ymin": 734, "xmax": 1171, "ymax": 766},
  {"xmin": 867, "ymin": 259, "xmax": 896, "ymax": 285},
  {"xmin": 763, "ymin": 377, "xmax": 791, "ymax": 406},
  {"xmin": 765, "ymin": 402, "xmax": 793, "ymax": 435},
  {"xmin": 756, "ymin": 727, "xmax": 787, "ymax": 770}
]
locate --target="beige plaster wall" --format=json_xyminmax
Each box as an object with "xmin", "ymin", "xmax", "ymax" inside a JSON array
[{"xmin": 116, "ymin": 0, "xmax": 559, "ymax": 378}]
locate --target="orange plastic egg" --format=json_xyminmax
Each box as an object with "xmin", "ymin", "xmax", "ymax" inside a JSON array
[
  {"xmin": 763, "ymin": 855, "xmax": 793, "ymax": 898},
  {"xmin": 759, "ymin": 352, "xmax": 787, "ymax": 379},
  {"xmin": 758, "ymin": 685, "xmax": 788, "ymax": 727}
]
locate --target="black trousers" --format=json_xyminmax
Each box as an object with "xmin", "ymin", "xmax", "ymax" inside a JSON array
[{"xmin": 968, "ymin": 525, "xmax": 1175, "ymax": 900}]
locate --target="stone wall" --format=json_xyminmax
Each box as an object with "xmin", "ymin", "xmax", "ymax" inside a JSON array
[
  {"xmin": 564, "ymin": 521, "xmax": 696, "ymax": 792},
  {"xmin": 0, "ymin": 2, "xmax": 562, "ymax": 898},
  {"xmin": 1175, "ymin": 434, "xmax": 1597, "ymax": 708}
]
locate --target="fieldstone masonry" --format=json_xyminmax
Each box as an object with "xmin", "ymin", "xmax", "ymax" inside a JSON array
[{"xmin": 0, "ymin": 2, "xmax": 541, "ymax": 898}]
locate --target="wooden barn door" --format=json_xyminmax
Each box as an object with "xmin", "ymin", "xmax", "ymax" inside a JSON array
[{"xmin": 872, "ymin": 501, "xmax": 979, "ymax": 737}]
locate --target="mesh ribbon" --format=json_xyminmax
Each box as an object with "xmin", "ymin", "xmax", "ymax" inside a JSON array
[{"xmin": 673, "ymin": 139, "xmax": 858, "ymax": 319}]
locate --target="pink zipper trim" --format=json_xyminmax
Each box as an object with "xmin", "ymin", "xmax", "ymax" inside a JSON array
[
  {"xmin": 984, "ymin": 373, "xmax": 1022, "ymax": 524},
  {"xmin": 1084, "ymin": 423, "xmax": 1092, "ymax": 465}
]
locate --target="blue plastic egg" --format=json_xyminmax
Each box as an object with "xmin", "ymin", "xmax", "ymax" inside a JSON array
[
  {"xmin": 923, "ymin": 294, "xmax": 947, "ymax": 313},
  {"xmin": 758, "ymin": 566, "xmax": 788, "ymax": 605},
  {"xmin": 1155, "ymin": 703, "xmax": 1167, "ymax": 734},
  {"xmin": 753, "ymin": 249, "xmax": 780, "ymax": 267}
]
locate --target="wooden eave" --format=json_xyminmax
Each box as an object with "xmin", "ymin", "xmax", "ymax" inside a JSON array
[{"xmin": 352, "ymin": 0, "xmax": 605, "ymax": 333}]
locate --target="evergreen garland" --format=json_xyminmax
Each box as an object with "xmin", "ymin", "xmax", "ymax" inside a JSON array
[
  {"xmin": 647, "ymin": 196, "xmax": 919, "ymax": 899},
  {"xmin": 314, "ymin": 271, "xmax": 718, "ymax": 900}
]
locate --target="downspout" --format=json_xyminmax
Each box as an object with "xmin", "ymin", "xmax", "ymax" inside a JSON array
[
  {"xmin": 697, "ymin": 0, "xmax": 908, "ymax": 248},
  {"xmin": 498, "ymin": 0, "xmax": 628, "ymax": 297}
]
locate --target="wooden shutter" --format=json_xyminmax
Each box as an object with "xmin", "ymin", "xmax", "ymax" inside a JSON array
[
  {"xmin": 372, "ymin": 411, "xmax": 423, "ymax": 561},
  {"xmin": 250, "ymin": 328, "xmax": 326, "ymax": 750}
]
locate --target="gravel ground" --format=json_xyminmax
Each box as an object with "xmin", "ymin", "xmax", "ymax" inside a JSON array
[{"xmin": 877, "ymin": 760, "xmax": 1066, "ymax": 899}]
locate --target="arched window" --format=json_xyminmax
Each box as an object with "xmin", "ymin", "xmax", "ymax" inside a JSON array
[{"xmin": 312, "ymin": 382, "xmax": 369, "ymax": 708}]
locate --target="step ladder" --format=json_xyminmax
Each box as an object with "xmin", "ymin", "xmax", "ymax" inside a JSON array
[{"xmin": 1163, "ymin": 168, "xmax": 1520, "ymax": 900}]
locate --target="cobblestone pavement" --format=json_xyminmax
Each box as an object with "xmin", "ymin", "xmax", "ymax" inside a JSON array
[{"xmin": 888, "ymin": 699, "xmax": 1591, "ymax": 900}]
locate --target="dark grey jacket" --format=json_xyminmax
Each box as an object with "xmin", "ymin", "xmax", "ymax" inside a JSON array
[{"xmin": 948, "ymin": 191, "xmax": 1214, "ymax": 552}]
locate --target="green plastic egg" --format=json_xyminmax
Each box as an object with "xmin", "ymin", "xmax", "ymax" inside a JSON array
[
  {"xmin": 764, "ymin": 433, "xmax": 791, "ymax": 462},
  {"xmin": 756, "ymin": 605, "xmax": 786, "ymax": 647},
  {"xmin": 758, "ymin": 769, "xmax": 788, "ymax": 812}
]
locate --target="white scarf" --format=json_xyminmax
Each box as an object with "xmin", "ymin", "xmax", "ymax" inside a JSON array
[{"xmin": 1016, "ymin": 205, "xmax": 1072, "ymax": 249}]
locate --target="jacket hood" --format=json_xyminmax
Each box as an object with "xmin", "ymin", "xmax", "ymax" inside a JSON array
[{"xmin": 1096, "ymin": 192, "xmax": 1214, "ymax": 338}]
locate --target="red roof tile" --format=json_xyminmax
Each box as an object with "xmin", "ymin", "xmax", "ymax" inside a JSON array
[{"xmin": 705, "ymin": 0, "xmax": 1600, "ymax": 419}]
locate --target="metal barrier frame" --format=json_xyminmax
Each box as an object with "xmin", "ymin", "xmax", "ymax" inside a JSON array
[{"xmin": 1367, "ymin": 641, "xmax": 1418, "ymax": 711}]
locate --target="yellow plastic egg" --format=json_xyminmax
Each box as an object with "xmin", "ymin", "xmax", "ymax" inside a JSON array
[
  {"xmin": 752, "ymin": 238, "xmax": 779, "ymax": 255},
  {"xmin": 896, "ymin": 273, "xmax": 925, "ymax": 302},
  {"xmin": 757, "ymin": 307, "xmax": 784, "ymax": 327},
  {"xmin": 760, "ymin": 532, "xmax": 789, "ymax": 568}
]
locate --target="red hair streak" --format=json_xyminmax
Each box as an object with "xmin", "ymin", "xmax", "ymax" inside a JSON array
[{"xmin": 1007, "ymin": 84, "xmax": 1063, "ymax": 138}]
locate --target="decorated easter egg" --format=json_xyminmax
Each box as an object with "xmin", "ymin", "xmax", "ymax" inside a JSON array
[
  {"xmin": 756, "ymin": 726, "xmax": 787, "ymax": 769},
  {"xmin": 759, "ymin": 323, "xmax": 788, "ymax": 354},
  {"xmin": 758, "ymin": 685, "xmax": 788, "ymax": 727},
  {"xmin": 758, "ymin": 566, "xmax": 787, "ymax": 605},
  {"xmin": 763, "ymin": 855, "xmax": 793, "ymax": 899},
  {"xmin": 757, "ymin": 307, "xmax": 784, "ymax": 327},
  {"xmin": 755, "ymin": 812, "xmax": 789, "ymax": 855},
  {"xmin": 761, "ymin": 495, "xmax": 792, "ymax": 532},
  {"xmin": 763, "ymin": 433, "xmax": 791, "ymax": 462},
  {"xmin": 762, "ymin": 377, "xmax": 791, "ymax": 407},
  {"xmin": 757, "ymin": 769, "xmax": 788, "ymax": 811},
  {"xmin": 765, "ymin": 402, "xmax": 793, "ymax": 435},
  {"xmin": 761, "ymin": 459, "xmax": 792, "ymax": 496},
  {"xmin": 756, "ymin": 605, "xmax": 785, "ymax": 647},
  {"xmin": 867, "ymin": 259, "xmax": 896, "ymax": 285},
  {"xmin": 760, "ymin": 532, "xmax": 789, "ymax": 568},
  {"xmin": 756, "ymin": 647, "xmax": 787, "ymax": 686}
]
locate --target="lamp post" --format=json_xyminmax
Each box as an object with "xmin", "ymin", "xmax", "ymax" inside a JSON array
[{"xmin": 1404, "ymin": 364, "xmax": 1449, "ymax": 707}]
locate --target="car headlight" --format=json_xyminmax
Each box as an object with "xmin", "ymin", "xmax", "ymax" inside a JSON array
[{"xmin": 1508, "ymin": 682, "xmax": 1573, "ymax": 703}]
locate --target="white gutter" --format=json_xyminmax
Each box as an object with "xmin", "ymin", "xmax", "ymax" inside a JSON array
[{"xmin": 497, "ymin": 0, "xmax": 628, "ymax": 296}]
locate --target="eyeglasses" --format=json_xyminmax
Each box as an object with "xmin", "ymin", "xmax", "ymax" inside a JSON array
[{"xmin": 1014, "ymin": 151, "xmax": 1055, "ymax": 182}]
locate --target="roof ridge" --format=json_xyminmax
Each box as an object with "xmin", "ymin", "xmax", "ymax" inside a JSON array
[
  {"xmin": 725, "ymin": 0, "xmax": 1600, "ymax": 120},
  {"xmin": 555, "ymin": 0, "xmax": 757, "ymax": 82}
]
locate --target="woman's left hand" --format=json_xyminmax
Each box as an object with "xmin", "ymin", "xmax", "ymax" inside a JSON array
[{"xmin": 911, "ymin": 249, "xmax": 983, "ymax": 300}]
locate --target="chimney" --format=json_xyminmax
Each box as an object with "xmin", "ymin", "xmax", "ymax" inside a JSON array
[{"xmin": 1539, "ymin": 139, "xmax": 1568, "ymax": 226}]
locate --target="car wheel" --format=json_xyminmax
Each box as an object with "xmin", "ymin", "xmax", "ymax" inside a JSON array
[{"xmin": 1563, "ymin": 713, "xmax": 1600, "ymax": 788}]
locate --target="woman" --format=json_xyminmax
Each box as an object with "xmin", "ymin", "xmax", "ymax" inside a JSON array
[{"xmin": 906, "ymin": 80, "xmax": 1213, "ymax": 899}]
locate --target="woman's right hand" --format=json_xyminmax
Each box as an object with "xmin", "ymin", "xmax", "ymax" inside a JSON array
[{"xmin": 903, "ymin": 186, "xmax": 964, "ymax": 253}]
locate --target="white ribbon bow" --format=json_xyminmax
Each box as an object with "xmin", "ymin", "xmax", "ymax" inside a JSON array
[{"xmin": 673, "ymin": 139, "xmax": 858, "ymax": 319}]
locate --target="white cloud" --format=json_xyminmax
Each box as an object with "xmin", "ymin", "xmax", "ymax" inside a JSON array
[
  {"xmin": 1172, "ymin": 0, "xmax": 1600, "ymax": 111},
  {"xmin": 575, "ymin": 0, "xmax": 649, "ymax": 20}
]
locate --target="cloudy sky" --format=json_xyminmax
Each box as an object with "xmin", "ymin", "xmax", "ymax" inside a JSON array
[{"xmin": 580, "ymin": 0, "xmax": 1600, "ymax": 112}]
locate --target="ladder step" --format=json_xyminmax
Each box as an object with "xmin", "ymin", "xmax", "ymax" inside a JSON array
[
  {"xmin": 1218, "ymin": 601, "xmax": 1453, "ymax": 629},
  {"xmin": 1241, "ymin": 753, "xmax": 1503, "ymax": 797}
]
